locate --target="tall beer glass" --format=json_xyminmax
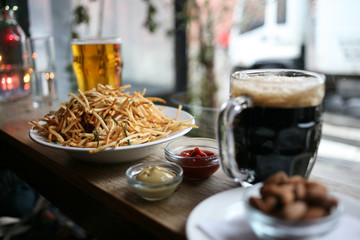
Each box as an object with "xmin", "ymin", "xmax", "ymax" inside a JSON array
[
  {"xmin": 217, "ymin": 69, "xmax": 325, "ymax": 186},
  {"xmin": 71, "ymin": 37, "xmax": 122, "ymax": 92}
]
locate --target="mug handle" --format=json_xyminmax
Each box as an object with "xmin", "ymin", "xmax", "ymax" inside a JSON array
[{"xmin": 217, "ymin": 96, "xmax": 253, "ymax": 185}]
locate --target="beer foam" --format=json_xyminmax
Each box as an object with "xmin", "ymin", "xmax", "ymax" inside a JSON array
[
  {"xmin": 71, "ymin": 38, "xmax": 122, "ymax": 45},
  {"xmin": 231, "ymin": 76, "xmax": 325, "ymax": 108}
]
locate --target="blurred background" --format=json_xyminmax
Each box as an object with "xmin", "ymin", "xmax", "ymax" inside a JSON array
[
  {"xmin": 4, "ymin": 0, "xmax": 360, "ymax": 119},
  {"xmin": 1, "ymin": 0, "xmax": 359, "ymax": 160}
]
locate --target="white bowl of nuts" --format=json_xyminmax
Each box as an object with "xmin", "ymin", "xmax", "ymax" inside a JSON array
[{"xmin": 243, "ymin": 172, "xmax": 343, "ymax": 240}]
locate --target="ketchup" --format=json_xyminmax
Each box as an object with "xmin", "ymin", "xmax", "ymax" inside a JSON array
[
  {"xmin": 179, "ymin": 147, "xmax": 215, "ymax": 158},
  {"xmin": 174, "ymin": 147, "xmax": 219, "ymax": 178}
]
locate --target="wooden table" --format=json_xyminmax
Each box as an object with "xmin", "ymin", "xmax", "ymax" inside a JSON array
[{"xmin": 1, "ymin": 98, "xmax": 360, "ymax": 240}]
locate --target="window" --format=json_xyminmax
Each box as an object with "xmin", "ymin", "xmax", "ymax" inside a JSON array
[
  {"xmin": 277, "ymin": 0, "xmax": 286, "ymax": 24},
  {"xmin": 28, "ymin": 0, "xmax": 175, "ymax": 98},
  {"xmin": 240, "ymin": 0, "xmax": 265, "ymax": 34}
]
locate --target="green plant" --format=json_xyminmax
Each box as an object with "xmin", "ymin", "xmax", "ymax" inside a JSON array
[
  {"xmin": 142, "ymin": 0, "xmax": 233, "ymax": 108},
  {"xmin": 66, "ymin": 2, "xmax": 92, "ymax": 92}
]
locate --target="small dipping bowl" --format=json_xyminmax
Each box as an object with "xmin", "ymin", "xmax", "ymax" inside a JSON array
[
  {"xmin": 243, "ymin": 183, "xmax": 343, "ymax": 240},
  {"xmin": 164, "ymin": 138, "xmax": 219, "ymax": 179},
  {"xmin": 126, "ymin": 161, "xmax": 183, "ymax": 201}
]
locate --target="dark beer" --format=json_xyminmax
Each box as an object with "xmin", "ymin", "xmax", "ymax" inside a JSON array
[
  {"xmin": 222, "ymin": 72, "xmax": 326, "ymax": 184},
  {"xmin": 234, "ymin": 105, "xmax": 323, "ymax": 183}
]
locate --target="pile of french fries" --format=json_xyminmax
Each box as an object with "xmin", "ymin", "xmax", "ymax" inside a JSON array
[{"xmin": 29, "ymin": 84, "xmax": 197, "ymax": 153}]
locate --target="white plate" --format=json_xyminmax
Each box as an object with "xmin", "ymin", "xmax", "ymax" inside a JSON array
[
  {"xmin": 29, "ymin": 105, "xmax": 195, "ymax": 163},
  {"xmin": 186, "ymin": 187, "xmax": 360, "ymax": 240}
]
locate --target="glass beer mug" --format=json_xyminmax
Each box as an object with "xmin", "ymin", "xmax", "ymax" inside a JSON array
[
  {"xmin": 71, "ymin": 37, "xmax": 122, "ymax": 92},
  {"xmin": 217, "ymin": 69, "xmax": 325, "ymax": 186}
]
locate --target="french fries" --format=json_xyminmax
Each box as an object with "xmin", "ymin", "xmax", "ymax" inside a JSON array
[{"xmin": 29, "ymin": 84, "xmax": 197, "ymax": 153}]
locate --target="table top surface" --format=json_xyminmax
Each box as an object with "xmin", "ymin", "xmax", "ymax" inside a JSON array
[{"xmin": 1, "ymin": 97, "xmax": 360, "ymax": 240}]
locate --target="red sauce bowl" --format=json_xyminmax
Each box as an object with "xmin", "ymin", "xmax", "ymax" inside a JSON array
[{"xmin": 164, "ymin": 138, "xmax": 219, "ymax": 179}]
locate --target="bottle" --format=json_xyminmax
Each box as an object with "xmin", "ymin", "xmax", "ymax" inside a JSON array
[{"xmin": 0, "ymin": 8, "xmax": 30, "ymax": 101}]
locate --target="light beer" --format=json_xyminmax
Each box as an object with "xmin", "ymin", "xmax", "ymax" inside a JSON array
[{"xmin": 71, "ymin": 38, "xmax": 122, "ymax": 92}]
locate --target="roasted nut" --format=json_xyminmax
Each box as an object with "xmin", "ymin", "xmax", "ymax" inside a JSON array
[
  {"xmin": 306, "ymin": 181, "xmax": 328, "ymax": 195},
  {"xmin": 324, "ymin": 197, "xmax": 339, "ymax": 209},
  {"xmin": 303, "ymin": 207, "xmax": 328, "ymax": 220},
  {"xmin": 295, "ymin": 182, "xmax": 307, "ymax": 200},
  {"xmin": 288, "ymin": 175, "xmax": 305, "ymax": 184},
  {"xmin": 306, "ymin": 185, "xmax": 328, "ymax": 206},
  {"xmin": 249, "ymin": 172, "xmax": 338, "ymax": 221},
  {"xmin": 264, "ymin": 196, "xmax": 278, "ymax": 212},
  {"xmin": 283, "ymin": 201, "xmax": 308, "ymax": 220},
  {"xmin": 265, "ymin": 171, "xmax": 288, "ymax": 185},
  {"xmin": 260, "ymin": 184, "xmax": 282, "ymax": 197},
  {"xmin": 279, "ymin": 188, "xmax": 295, "ymax": 205},
  {"xmin": 250, "ymin": 196, "xmax": 269, "ymax": 213}
]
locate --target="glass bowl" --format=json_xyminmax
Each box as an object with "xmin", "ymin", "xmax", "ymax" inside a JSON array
[
  {"xmin": 164, "ymin": 138, "xmax": 220, "ymax": 179},
  {"xmin": 126, "ymin": 161, "xmax": 183, "ymax": 201},
  {"xmin": 243, "ymin": 183, "xmax": 344, "ymax": 240}
]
